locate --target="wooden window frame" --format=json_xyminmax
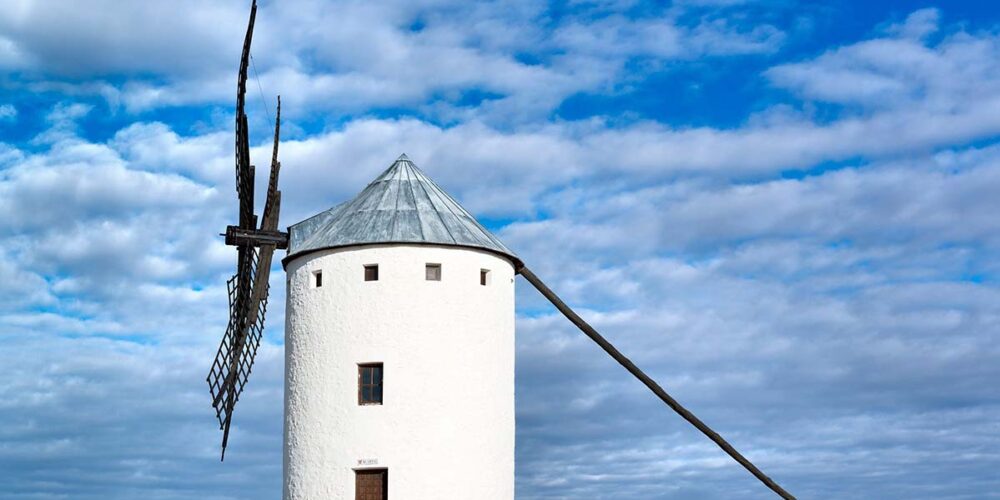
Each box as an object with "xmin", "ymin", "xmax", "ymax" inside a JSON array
[
  {"xmin": 364, "ymin": 264, "xmax": 379, "ymax": 281},
  {"xmin": 358, "ymin": 363, "xmax": 383, "ymax": 405}
]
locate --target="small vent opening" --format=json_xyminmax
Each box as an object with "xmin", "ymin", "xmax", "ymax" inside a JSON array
[
  {"xmin": 480, "ymin": 269, "xmax": 491, "ymax": 286},
  {"xmin": 313, "ymin": 270, "xmax": 323, "ymax": 288},
  {"xmin": 364, "ymin": 264, "xmax": 379, "ymax": 281},
  {"xmin": 425, "ymin": 263, "xmax": 441, "ymax": 281}
]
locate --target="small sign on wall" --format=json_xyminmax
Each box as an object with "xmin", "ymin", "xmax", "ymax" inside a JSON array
[{"xmin": 357, "ymin": 458, "xmax": 379, "ymax": 466}]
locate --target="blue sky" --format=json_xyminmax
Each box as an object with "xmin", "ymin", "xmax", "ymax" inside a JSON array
[{"xmin": 1, "ymin": 0, "xmax": 999, "ymax": 498}]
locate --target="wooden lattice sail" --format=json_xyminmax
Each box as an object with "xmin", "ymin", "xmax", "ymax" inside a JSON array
[{"xmin": 206, "ymin": 0, "xmax": 287, "ymax": 460}]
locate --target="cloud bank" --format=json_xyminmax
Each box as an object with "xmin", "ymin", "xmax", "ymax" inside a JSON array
[{"xmin": 0, "ymin": 2, "xmax": 998, "ymax": 499}]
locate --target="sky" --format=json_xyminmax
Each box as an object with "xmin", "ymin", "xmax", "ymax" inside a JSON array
[{"xmin": 1, "ymin": 0, "xmax": 999, "ymax": 498}]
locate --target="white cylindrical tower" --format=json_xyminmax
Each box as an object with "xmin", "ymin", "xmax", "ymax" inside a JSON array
[{"xmin": 281, "ymin": 155, "xmax": 519, "ymax": 500}]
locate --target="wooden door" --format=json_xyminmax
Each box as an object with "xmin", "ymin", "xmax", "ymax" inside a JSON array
[{"xmin": 355, "ymin": 469, "xmax": 387, "ymax": 500}]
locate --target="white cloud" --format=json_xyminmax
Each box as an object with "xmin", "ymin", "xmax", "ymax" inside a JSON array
[
  {"xmin": 767, "ymin": 10, "xmax": 999, "ymax": 112},
  {"xmin": 263, "ymin": 98, "xmax": 1000, "ymax": 221},
  {"xmin": 0, "ymin": 0, "xmax": 246, "ymax": 76},
  {"xmin": 0, "ymin": 0, "xmax": 785, "ymax": 122},
  {"xmin": 2, "ymin": 108, "xmax": 999, "ymax": 499},
  {"xmin": 0, "ymin": 332, "xmax": 284, "ymax": 499},
  {"xmin": 30, "ymin": 102, "xmax": 94, "ymax": 144},
  {"xmin": 0, "ymin": 103, "xmax": 15, "ymax": 122},
  {"xmin": 0, "ymin": 141, "xmax": 213, "ymax": 234},
  {"xmin": 0, "ymin": 250, "xmax": 52, "ymax": 311},
  {"xmin": 885, "ymin": 8, "xmax": 941, "ymax": 40},
  {"xmin": 2, "ymin": 6, "xmax": 1000, "ymax": 500},
  {"xmin": 0, "ymin": 34, "xmax": 26, "ymax": 67}
]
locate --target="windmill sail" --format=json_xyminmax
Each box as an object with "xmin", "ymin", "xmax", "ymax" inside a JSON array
[{"xmin": 207, "ymin": 0, "xmax": 287, "ymax": 460}]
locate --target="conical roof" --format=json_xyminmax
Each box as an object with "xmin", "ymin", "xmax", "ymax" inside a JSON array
[{"xmin": 284, "ymin": 154, "xmax": 519, "ymax": 266}]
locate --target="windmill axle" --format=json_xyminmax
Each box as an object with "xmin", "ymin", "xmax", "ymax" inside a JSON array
[{"xmin": 225, "ymin": 225, "xmax": 289, "ymax": 249}]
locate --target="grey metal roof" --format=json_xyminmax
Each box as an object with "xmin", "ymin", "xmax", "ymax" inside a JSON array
[{"xmin": 285, "ymin": 154, "xmax": 519, "ymax": 266}]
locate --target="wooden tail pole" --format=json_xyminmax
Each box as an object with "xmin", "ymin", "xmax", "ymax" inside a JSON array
[{"xmin": 518, "ymin": 266, "xmax": 796, "ymax": 500}]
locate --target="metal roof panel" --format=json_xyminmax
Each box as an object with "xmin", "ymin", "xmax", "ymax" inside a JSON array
[{"xmin": 285, "ymin": 154, "xmax": 519, "ymax": 266}]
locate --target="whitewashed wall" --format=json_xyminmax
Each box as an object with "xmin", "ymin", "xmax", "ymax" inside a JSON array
[{"xmin": 283, "ymin": 244, "xmax": 516, "ymax": 499}]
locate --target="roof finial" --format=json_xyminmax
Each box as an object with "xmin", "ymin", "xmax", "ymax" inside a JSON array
[{"xmin": 396, "ymin": 153, "xmax": 411, "ymax": 162}]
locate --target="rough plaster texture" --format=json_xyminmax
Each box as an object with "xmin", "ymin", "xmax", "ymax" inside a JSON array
[{"xmin": 283, "ymin": 244, "xmax": 515, "ymax": 499}]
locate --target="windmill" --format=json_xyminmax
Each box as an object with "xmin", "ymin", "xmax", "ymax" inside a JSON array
[{"xmin": 206, "ymin": 2, "xmax": 795, "ymax": 499}]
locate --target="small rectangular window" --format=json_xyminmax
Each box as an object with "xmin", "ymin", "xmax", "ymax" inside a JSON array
[
  {"xmin": 364, "ymin": 264, "xmax": 379, "ymax": 281},
  {"xmin": 358, "ymin": 363, "xmax": 383, "ymax": 405},
  {"xmin": 480, "ymin": 269, "xmax": 490, "ymax": 286},
  {"xmin": 425, "ymin": 263, "xmax": 441, "ymax": 281},
  {"xmin": 313, "ymin": 270, "xmax": 323, "ymax": 288}
]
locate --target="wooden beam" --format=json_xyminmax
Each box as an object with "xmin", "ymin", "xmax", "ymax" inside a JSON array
[
  {"xmin": 518, "ymin": 266, "xmax": 796, "ymax": 500},
  {"xmin": 225, "ymin": 225, "xmax": 289, "ymax": 249}
]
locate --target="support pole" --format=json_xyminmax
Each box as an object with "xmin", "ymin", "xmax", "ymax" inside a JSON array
[{"xmin": 518, "ymin": 266, "xmax": 795, "ymax": 500}]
